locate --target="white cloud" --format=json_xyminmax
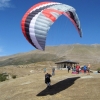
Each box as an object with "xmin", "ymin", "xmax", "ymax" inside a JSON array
[{"xmin": 0, "ymin": 0, "xmax": 12, "ymax": 9}]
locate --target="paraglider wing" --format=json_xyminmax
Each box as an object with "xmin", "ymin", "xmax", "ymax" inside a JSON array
[{"xmin": 21, "ymin": 2, "xmax": 82, "ymax": 50}]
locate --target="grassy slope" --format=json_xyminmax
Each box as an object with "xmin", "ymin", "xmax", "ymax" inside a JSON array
[
  {"xmin": 0, "ymin": 44, "xmax": 100, "ymax": 70},
  {"xmin": 0, "ymin": 70, "xmax": 100, "ymax": 100}
]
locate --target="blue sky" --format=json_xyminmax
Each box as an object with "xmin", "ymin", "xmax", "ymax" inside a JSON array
[{"xmin": 0, "ymin": 0, "xmax": 100, "ymax": 56}]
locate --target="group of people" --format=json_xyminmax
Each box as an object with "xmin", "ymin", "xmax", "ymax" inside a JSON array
[
  {"xmin": 44, "ymin": 64, "xmax": 91, "ymax": 88},
  {"xmin": 71, "ymin": 64, "xmax": 91, "ymax": 74}
]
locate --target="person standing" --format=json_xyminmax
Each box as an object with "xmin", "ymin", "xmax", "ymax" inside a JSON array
[
  {"xmin": 67, "ymin": 66, "xmax": 70, "ymax": 73},
  {"xmin": 83, "ymin": 65, "xmax": 87, "ymax": 73},
  {"xmin": 45, "ymin": 73, "xmax": 52, "ymax": 88},
  {"xmin": 76, "ymin": 64, "xmax": 80, "ymax": 74},
  {"xmin": 87, "ymin": 64, "xmax": 91, "ymax": 74},
  {"xmin": 52, "ymin": 67, "xmax": 55, "ymax": 76},
  {"xmin": 43, "ymin": 68, "xmax": 46, "ymax": 73}
]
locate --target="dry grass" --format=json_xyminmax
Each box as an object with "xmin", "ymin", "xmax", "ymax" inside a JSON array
[{"xmin": 0, "ymin": 67, "xmax": 100, "ymax": 100}]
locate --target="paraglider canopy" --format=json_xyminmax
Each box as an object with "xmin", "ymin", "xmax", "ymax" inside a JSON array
[{"xmin": 21, "ymin": 1, "xmax": 82, "ymax": 50}]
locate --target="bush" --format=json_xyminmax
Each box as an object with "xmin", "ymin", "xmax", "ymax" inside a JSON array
[
  {"xmin": 12, "ymin": 75, "xmax": 17, "ymax": 79},
  {"xmin": 97, "ymin": 68, "xmax": 100, "ymax": 71},
  {"xmin": 0, "ymin": 74, "xmax": 7, "ymax": 82}
]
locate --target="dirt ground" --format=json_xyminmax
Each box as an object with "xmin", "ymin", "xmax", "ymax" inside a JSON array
[{"xmin": 0, "ymin": 68, "xmax": 100, "ymax": 100}]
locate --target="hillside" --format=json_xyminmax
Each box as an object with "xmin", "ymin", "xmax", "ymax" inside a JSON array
[
  {"xmin": 0, "ymin": 44, "xmax": 100, "ymax": 70},
  {"xmin": 0, "ymin": 44, "xmax": 100, "ymax": 100},
  {"xmin": 0, "ymin": 70, "xmax": 100, "ymax": 100}
]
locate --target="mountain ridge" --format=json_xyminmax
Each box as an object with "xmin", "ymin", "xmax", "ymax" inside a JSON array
[{"xmin": 0, "ymin": 44, "xmax": 100, "ymax": 69}]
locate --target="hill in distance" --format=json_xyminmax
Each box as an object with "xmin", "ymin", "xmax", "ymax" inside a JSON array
[{"xmin": 0, "ymin": 44, "xmax": 100, "ymax": 70}]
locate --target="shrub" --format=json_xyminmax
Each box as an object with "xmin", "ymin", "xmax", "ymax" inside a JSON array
[
  {"xmin": 0, "ymin": 74, "xmax": 7, "ymax": 82},
  {"xmin": 12, "ymin": 75, "xmax": 17, "ymax": 79},
  {"xmin": 97, "ymin": 68, "xmax": 100, "ymax": 71}
]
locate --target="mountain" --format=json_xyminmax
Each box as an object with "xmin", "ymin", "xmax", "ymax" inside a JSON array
[{"xmin": 0, "ymin": 44, "xmax": 100, "ymax": 70}]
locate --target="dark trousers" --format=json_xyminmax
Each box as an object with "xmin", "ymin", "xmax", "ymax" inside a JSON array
[{"xmin": 84, "ymin": 70, "xmax": 86, "ymax": 73}]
